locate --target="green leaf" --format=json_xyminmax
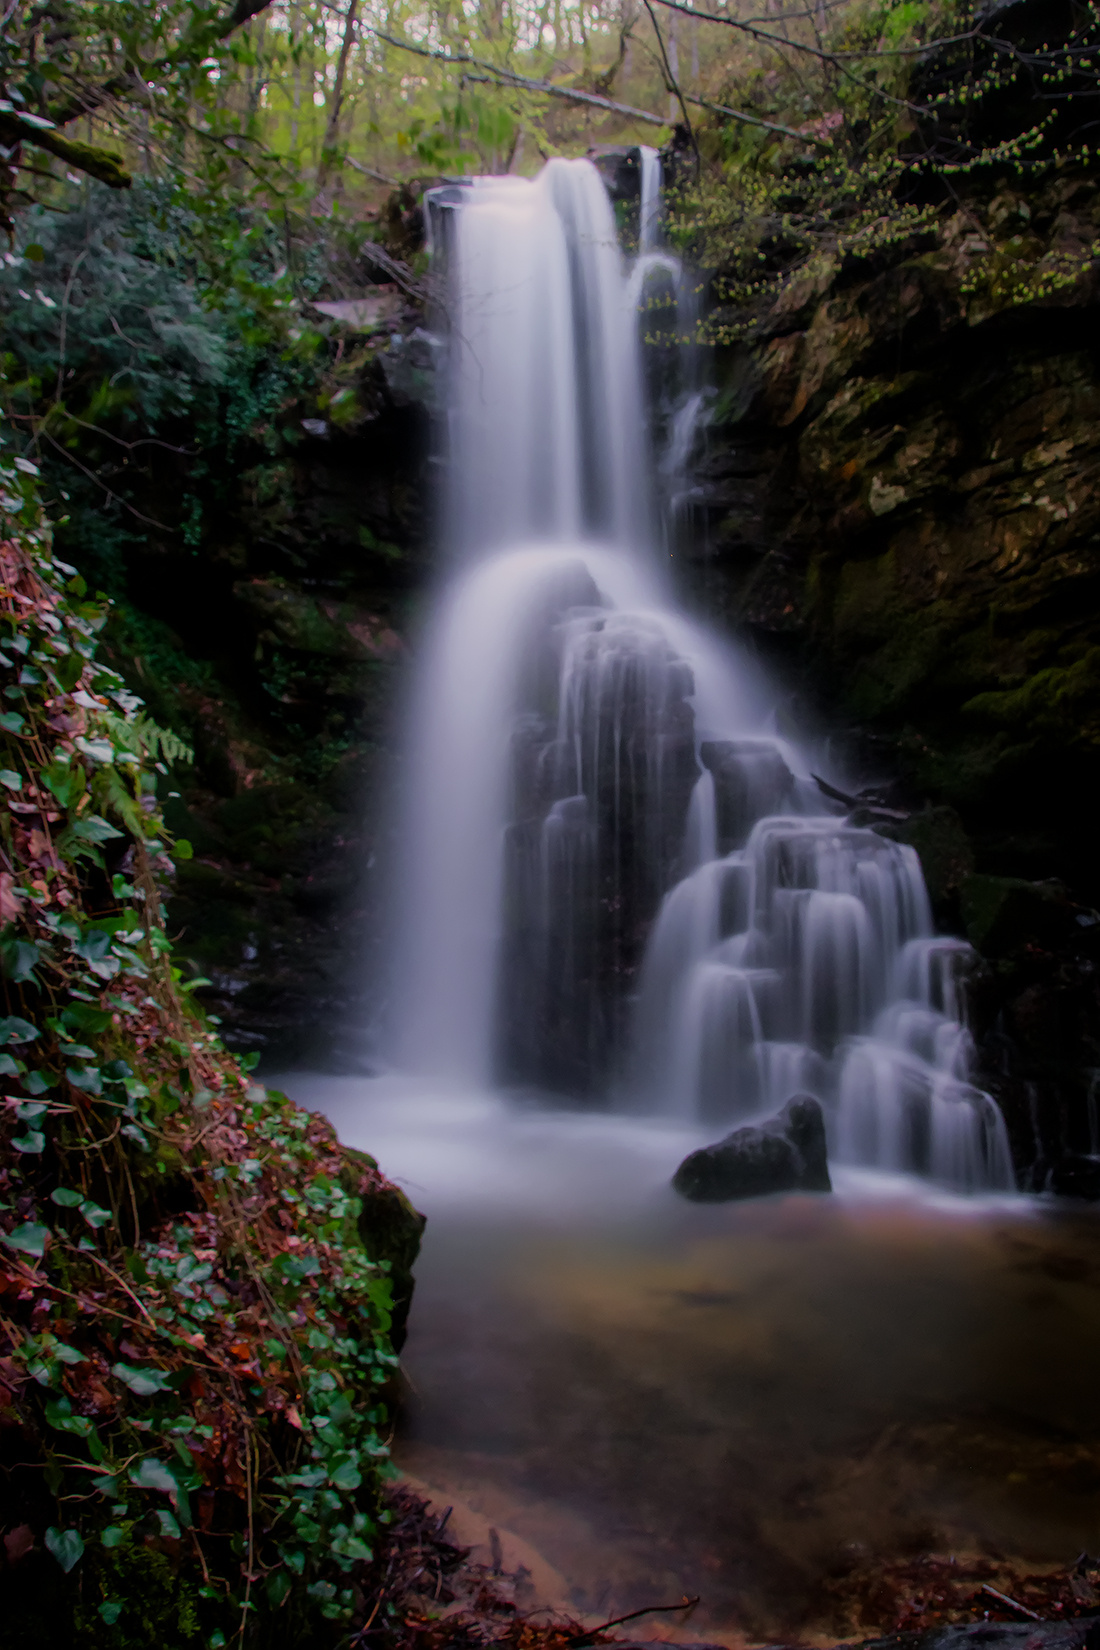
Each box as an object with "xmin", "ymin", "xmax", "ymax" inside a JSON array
[
  {"xmin": 24, "ymin": 242, "xmax": 45, "ymax": 262},
  {"xmin": 70, "ymin": 816, "xmax": 124, "ymax": 844},
  {"xmin": 64, "ymin": 1002, "xmax": 112, "ymax": 1035},
  {"xmin": 280, "ymin": 1254, "xmax": 321, "ymax": 1281},
  {"xmin": 12, "ymin": 1129, "xmax": 45, "ymax": 1153},
  {"xmin": 51, "ymin": 1187, "xmax": 84, "ymax": 1207},
  {"xmin": 0, "ymin": 711, "xmax": 26, "ymax": 734},
  {"xmin": 1, "ymin": 938, "xmax": 41, "ymax": 984},
  {"xmin": 129, "ymin": 1457, "xmax": 178, "ymax": 1491},
  {"xmin": 101, "ymin": 1526, "xmax": 125, "ymax": 1549},
  {"xmin": 265, "ymin": 1570, "xmax": 292, "ymax": 1608},
  {"xmin": 16, "ymin": 1100, "xmax": 47, "ymax": 1120},
  {"xmin": 0, "ymin": 767, "xmax": 22, "ymax": 790},
  {"xmin": 99, "ymin": 1602, "xmax": 124, "ymax": 1625},
  {"xmin": 129, "ymin": 1456, "xmax": 191, "ymax": 1523},
  {"xmin": 0, "ymin": 1053, "xmax": 19, "ymax": 1077},
  {"xmin": 329, "ymin": 1457, "xmax": 362, "ymax": 1492},
  {"xmin": 44, "ymin": 1527, "xmax": 84, "ymax": 1573},
  {"xmin": 56, "ymin": 651, "xmax": 84, "ymax": 689},
  {"xmin": 155, "ymin": 1508, "xmax": 181, "ymax": 1539},
  {"xmin": 41, "ymin": 759, "xmax": 83, "ymax": 807},
  {"xmin": 46, "ymin": 1396, "xmax": 94, "ymax": 1435},
  {"xmin": 172, "ymin": 837, "xmax": 193, "ymax": 860},
  {"xmin": 72, "ymin": 929, "xmax": 113, "ymax": 962},
  {"xmin": 81, "ymin": 1201, "xmax": 113, "ymax": 1229},
  {"xmin": 1, "ymin": 1222, "xmax": 49, "ymax": 1257},
  {"xmin": 67, "ymin": 1065, "xmax": 103, "ymax": 1095},
  {"xmin": 0, "ymin": 1015, "xmax": 38, "ymax": 1045},
  {"xmin": 114, "ymin": 1363, "xmax": 173, "ymax": 1397}
]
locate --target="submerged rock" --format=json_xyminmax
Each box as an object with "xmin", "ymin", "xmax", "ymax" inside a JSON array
[{"xmin": 672, "ymin": 1094, "xmax": 832, "ymax": 1202}]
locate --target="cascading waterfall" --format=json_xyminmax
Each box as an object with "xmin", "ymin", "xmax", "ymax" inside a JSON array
[{"xmin": 391, "ymin": 156, "xmax": 1014, "ymax": 1192}]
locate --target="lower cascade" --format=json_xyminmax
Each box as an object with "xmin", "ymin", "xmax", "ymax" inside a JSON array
[{"xmin": 392, "ymin": 156, "xmax": 1014, "ymax": 1194}]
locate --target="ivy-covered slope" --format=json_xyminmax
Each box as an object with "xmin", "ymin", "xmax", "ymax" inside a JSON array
[{"xmin": 0, "ymin": 458, "xmax": 425, "ymax": 1645}]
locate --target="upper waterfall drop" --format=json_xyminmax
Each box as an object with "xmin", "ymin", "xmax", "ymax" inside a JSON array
[
  {"xmin": 440, "ymin": 161, "xmax": 649, "ymax": 558},
  {"xmin": 389, "ymin": 154, "xmax": 1014, "ymax": 1193}
]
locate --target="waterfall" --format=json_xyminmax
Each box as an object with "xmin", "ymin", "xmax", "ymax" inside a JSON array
[{"xmin": 390, "ymin": 155, "xmax": 1014, "ymax": 1192}]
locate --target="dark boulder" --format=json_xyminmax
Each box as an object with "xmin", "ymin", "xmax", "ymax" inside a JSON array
[
  {"xmin": 1032, "ymin": 1153, "xmax": 1100, "ymax": 1201},
  {"xmin": 699, "ymin": 739, "xmax": 795, "ymax": 852},
  {"xmin": 673, "ymin": 1094, "xmax": 832, "ymax": 1203}
]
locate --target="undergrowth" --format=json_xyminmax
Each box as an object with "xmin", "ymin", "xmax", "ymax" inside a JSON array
[{"xmin": 0, "ymin": 443, "xmax": 423, "ymax": 1644}]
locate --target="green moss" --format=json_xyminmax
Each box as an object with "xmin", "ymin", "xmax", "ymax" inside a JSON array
[
  {"xmin": 960, "ymin": 873, "xmax": 1075, "ymax": 956},
  {"xmin": 962, "ymin": 648, "xmax": 1100, "ymax": 749},
  {"xmin": 877, "ymin": 805, "xmax": 975, "ymax": 920}
]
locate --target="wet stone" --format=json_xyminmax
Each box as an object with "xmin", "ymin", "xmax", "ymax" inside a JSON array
[
  {"xmin": 699, "ymin": 739, "xmax": 795, "ymax": 852},
  {"xmin": 672, "ymin": 1094, "xmax": 832, "ymax": 1202}
]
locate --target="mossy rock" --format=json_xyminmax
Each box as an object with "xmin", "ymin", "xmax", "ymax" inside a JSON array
[
  {"xmin": 339, "ymin": 1146, "xmax": 426, "ymax": 1351},
  {"xmin": 960, "ymin": 873, "xmax": 1076, "ymax": 957},
  {"xmin": 876, "ymin": 806, "xmax": 974, "ymax": 921}
]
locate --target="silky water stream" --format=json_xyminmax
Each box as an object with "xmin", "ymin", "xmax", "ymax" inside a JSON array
[{"xmin": 276, "ymin": 158, "xmax": 1100, "ymax": 1641}]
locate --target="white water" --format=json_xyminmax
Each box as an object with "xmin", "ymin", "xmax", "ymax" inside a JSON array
[{"xmin": 390, "ymin": 155, "xmax": 1014, "ymax": 1192}]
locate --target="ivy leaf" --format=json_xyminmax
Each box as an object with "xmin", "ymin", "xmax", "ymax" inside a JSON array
[
  {"xmin": 1, "ymin": 939, "xmax": 41, "ymax": 984},
  {"xmin": 71, "ymin": 928, "xmax": 114, "ymax": 962},
  {"xmin": 0, "ymin": 1015, "xmax": 38, "ymax": 1045},
  {"xmin": 50, "ymin": 1187, "xmax": 84, "ymax": 1207},
  {"xmin": 0, "ymin": 711, "xmax": 25, "ymax": 734},
  {"xmin": 129, "ymin": 1457, "xmax": 191, "ymax": 1522},
  {"xmin": 280, "ymin": 1253, "xmax": 321, "ymax": 1281},
  {"xmin": 129, "ymin": 1457, "xmax": 178, "ymax": 1490},
  {"xmin": 64, "ymin": 1002, "xmax": 112, "ymax": 1035},
  {"xmin": 115, "ymin": 1364, "xmax": 174, "ymax": 1397},
  {"xmin": 44, "ymin": 1527, "xmax": 84, "ymax": 1573},
  {"xmin": 0, "ymin": 767, "xmax": 22, "ymax": 790},
  {"xmin": 99, "ymin": 1602, "xmax": 124, "ymax": 1625},
  {"xmin": 101, "ymin": 1526, "xmax": 125, "ymax": 1549},
  {"xmin": 155, "ymin": 1508, "xmax": 181, "ymax": 1539},
  {"xmin": 0, "ymin": 1052, "xmax": 19, "ymax": 1077},
  {"xmin": 41, "ymin": 759, "xmax": 83, "ymax": 807},
  {"xmin": 329, "ymin": 1456, "xmax": 362, "ymax": 1492},
  {"xmin": 81, "ymin": 1201, "xmax": 113, "ymax": 1229},
  {"xmin": 16, "ymin": 1100, "xmax": 48, "ymax": 1120},
  {"xmin": 67, "ymin": 1065, "xmax": 103, "ymax": 1095},
  {"xmin": 45, "ymin": 1396, "xmax": 94, "ymax": 1436},
  {"xmin": 266, "ymin": 1571, "xmax": 292, "ymax": 1608},
  {"xmin": 1, "ymin": 1222, "xmax": 49, "ymax": 1257},
  {"xmin": 12, "ymin": 1129, "xmax": 45, "ymax": 1153},
  {"xmin": 334, "ymin": 1533, "xmax": 372, "ymax": 1561},
  {"xmin": 70, "ymin": 815, "xmax": 123, "ymax": 843}
]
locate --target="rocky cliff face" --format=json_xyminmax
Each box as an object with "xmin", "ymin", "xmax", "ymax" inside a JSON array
[
  {"xmin": 682, "ymin": 170, "xmax": 1100, "ymax": 1186},
  {"xmin": 101, "ymin": 309, "xmax": 434, "ymax": 1066}
]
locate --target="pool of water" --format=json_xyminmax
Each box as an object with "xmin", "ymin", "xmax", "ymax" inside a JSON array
[{"xmin": 274, "ymin": 1073, "xmax": 1100, "ymax": 1642}]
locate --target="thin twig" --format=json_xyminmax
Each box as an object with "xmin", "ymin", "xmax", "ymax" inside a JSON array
[
  {"xmin": 567, "ymin": 1594, "xmax": 700, "ymax": 1643},
  {"xmin": 642, "ymin": 0, "xmax": 698, "ymax": 159}
]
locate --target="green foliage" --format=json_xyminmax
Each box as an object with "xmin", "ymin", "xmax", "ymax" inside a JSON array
[{"xmin": 0, "ymin": 451, "xmax": 416, "ymax": 1646}]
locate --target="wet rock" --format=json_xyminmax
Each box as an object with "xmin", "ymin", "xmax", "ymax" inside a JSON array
[
  {"xmin": 700, "ymin": 739, "xmax": 795, "ymax": 852},
  {"xmin": 1032, "ymin": 1153, "xmax": 1100, "ymax": 1201},
  {"xmin": 960, "ymin": 874, "xmax": 1078, "ymax": 957},
  {"xmin": 850, "ymin": 1621, "xmax": 1100, "ymax": 1650},
  {"xmin": 672, "ymin": 1094, "xmax": 832, "ymax": 1202},
  {"xmin": 875, "ymin": 805, "xmax": 975, "ymax": 924}
]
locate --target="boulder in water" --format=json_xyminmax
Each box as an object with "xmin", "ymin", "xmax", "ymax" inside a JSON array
[{"xmin": 672, "ymin": 1095, "xmax": 832, "ymax": 1202}]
